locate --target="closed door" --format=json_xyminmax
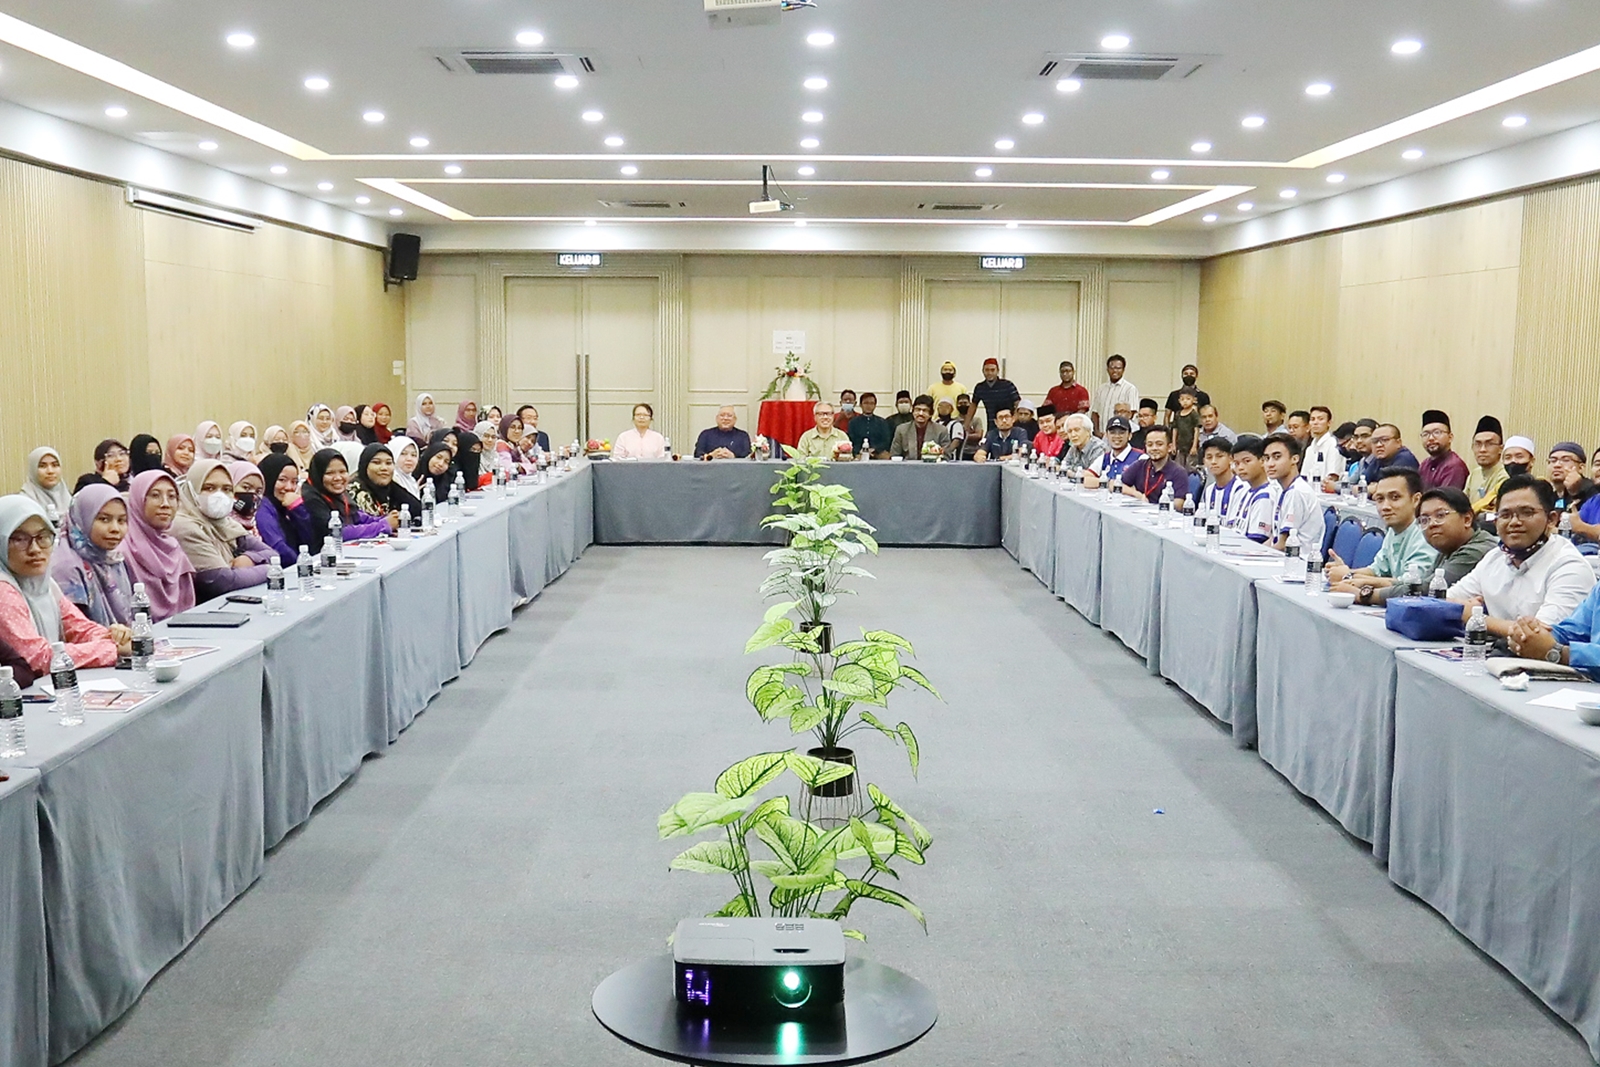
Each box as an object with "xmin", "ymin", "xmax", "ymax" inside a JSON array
[{"xmin": 927, "ymin": 280, "xmax": 1079, "ymax": 402}]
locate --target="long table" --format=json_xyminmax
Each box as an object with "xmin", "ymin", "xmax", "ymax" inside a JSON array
[{"xmin": 1, "ymin": 767, "xmax": 45, "ymax": 1067}]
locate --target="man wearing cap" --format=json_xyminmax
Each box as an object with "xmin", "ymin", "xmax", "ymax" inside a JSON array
[
  {"xmin": 1548, "ymin": 442, "xmax": 1599, "ymax": 542},
  {"xmin": 1030, "ymin": 405, "xmax": 1067, "ymax": 459},
  {"xmin": 1012, "ymin": 401, "xmax": 1038, "ymax": 442},
  {"xmin": 1418, "ymin": 410, "xmax": 1468, "ymax": 491},
  {"xmin": 885, "ymin": 390, "xmax": 916, "ymax": 438},
  {"xmin": 1115, "ymin": 425, "xmax": 1190, "ymax": 505},
  {"xmin": 1468, "ymin": 416, "xmax": 1509, "ymax": 515},
  {"xmin": 1059, "ymin": 413, "xmax": 1105, "ymax": 471},
  {"xmin": 794, "ymin": 401, "xmax": 852, "ymax": 460},
  {"xmin": 846, "ymin": 392, "xmax": 893, "ymax": 459},
  {"xmin": 928, "ymin": 362, "xmax": 966, "ymax": 408},
  {"xmin": 971, "ymin": 359, "xmax": 1021, "ymax": 429},
  {"xmin": 972, "ymin": 407, "xmax": 1031, "ymax": 463},
  {"xmin": 1082, "ymin": 416, "xmax": 1142, "ymax": 486},
  {"xmin": 1045, "ymin": 361, "xmax": 1090, "ymax": 419},
  {"xmin": 1089, "ymin": 354, "xmax": 1139, "ymax": 436}
]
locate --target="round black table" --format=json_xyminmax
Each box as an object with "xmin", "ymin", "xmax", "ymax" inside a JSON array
[{"xmin": 593, "ymin": 955, "xmax": 937, "ymax": 1065}]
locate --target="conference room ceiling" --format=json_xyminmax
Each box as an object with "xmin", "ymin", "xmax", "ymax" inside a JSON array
[{"xmin": 0, "ymin": 0, "xmax": 1598, "ymax": 233}]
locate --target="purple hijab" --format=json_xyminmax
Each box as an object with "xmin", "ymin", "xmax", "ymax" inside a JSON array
[
  {"xmin": 121, "ymin": 470, "xmax": 196, "ymax": 621},
  {"xmin": 50, "ymin": 483, "xmax": 136, "ymax": 626}
]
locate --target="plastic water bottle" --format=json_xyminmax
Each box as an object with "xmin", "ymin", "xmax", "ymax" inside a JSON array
[
  {"xmin": 421, "ymin": 481, "xmax": 436, "ymax": 530},
  {"xmin": 265, "ymin": 557, "xmax": 286, "ymax": 615},
  {"xmin": 397, "ymin": 505, "xmax": 413, "ymax": 540},
  {"xmin": 327, "ymin": 509, "xmax": 343, "ymax": 552},
  {"xmin": 1356, "ymin": 470, "xmax": 1368, "ymax": 502},
  {"xmin": 1399, "ymin": 562, "xmax": 1424, "ymax": 598},
  {"xmin": 1283, "ymin": 527, "xmax": 1305, "ymax": 581},
  {"xmin": 130, "ymin": 581, "xmax": 151, "ymax": 622},
  {"xmin": 1191, "ymin": 498, "xmax": 1206, "ymax": 537},
  {"xmin": 1205, "ymin": 502, "xmax": 1221, "ymax": 553},
  {"xmin": 50, "ymin": 643, "xmax": 83, "ymax": 727},
  {"xmin": 1429, "ymin": 567, "xmax": 1449, "ymax": 599},
  {"xmin": 448, "ymin": 473, "xmax": 464, "ymax": 520},
  {"xmin": 1560, "ymin": 510, "xmax": 1574, "ymax": 540},
  {"xmin": 1305, "ymin": 545, "xmax": 1325, "ymax": 594},
  {"xmin": 663, "ymin": 437, "xmax": 674, "ymax": 461},
  {"xmin": 0, "ymin": 666, "xmax": 24, "ymax": 758},
  {"xmin": 297, "ymin": 545, "xmax": 315, "ymax": 601},
  {"xmin": 130, "ymin": 611, "xmax": 156, "ymax": 691},
  {"xmin": 1462, "ymin": 604, "xmax": 1489, "ymax": 674},
  {"xmin": 1158, "ymin": 482, "xmax": 1173, "ymax": 513},
  {"xmin": 319, "ymin": 536, "xmax": 339, "ymax": 586}
]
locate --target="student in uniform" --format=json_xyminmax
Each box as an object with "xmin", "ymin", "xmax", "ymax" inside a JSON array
[
  {"xmin": 1200, "ymin": 436, "xmax": 1246, "ymax": 529},
  {"xmin": 1229, "ymin": 435, "xmax": 1280, "ymax": 543},
  {"xmin": 1263, "ymin": 432, "xmax": 1326, "ymax": 553}
]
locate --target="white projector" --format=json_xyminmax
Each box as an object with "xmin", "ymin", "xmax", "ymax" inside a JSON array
[
  {"xmin": 749, "ymin": 198, "xmax": 793, "ymax": 214},
  {"xmin": 673, "ymin": 917, "xmax": 846, "ymax": 1018},
  {"xmin": 705, "ymin": 0, "xmax": 782, "ymax": 28}
]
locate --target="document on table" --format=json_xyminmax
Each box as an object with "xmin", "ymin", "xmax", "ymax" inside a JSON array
[{"xmin": 1527, "ymin": 688, "xmax": 1600, "ymax": 711}]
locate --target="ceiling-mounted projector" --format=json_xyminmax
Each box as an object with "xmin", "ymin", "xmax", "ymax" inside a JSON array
[
  {"xmin": 750, "ymin": 164, "xmax": 794, "ymax": 214},
  {"xmin": 705, "ymin": 0, "xmax": 782, "ymax": 28}
]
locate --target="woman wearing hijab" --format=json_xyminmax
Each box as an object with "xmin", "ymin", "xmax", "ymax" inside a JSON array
[
  {"xmin": 121, "ymin": 471, "xmax": 196, "ymax": 621},
  {"xmin": 516, "ymin": 406, "xmax": 552, "ymax": 453},
  {"xmin": 352, "ymin": 443, "xmax": 421, "ymax": 520},
  {"xmin": 331, "ymin": 441, "xmax": 366, "ymax": 481},
  {"xmin": 285, "ymin": 420, "xmax": 317, "ymax": 475},
  {"xmin": 430, "ymin": 427, "xmax": 460, "ymax": 457},
  {"xmin": 129, "ymin": 434, "xmax": 165, "ymax": 475},
  {"xmin": 21, "ymin": 447, "xmax": 72, "ymax": 527},
  {"xmin": 301, "ymin": 449, "xmax": 397, "ymax": 548},
  {"xmin": 371, "ymin": 402, "xmax": 394, "ymax": 444},
  {"xmin": 73, "ymin": 439, "xmax": 131, "ymax": 493},
  {"xmin": 255, "ymin": 425, "xmax": 289, "ymax": 464},
  {"xmin": 354, "ymin": 405, "xmax": 380, "ymax": 445},
  {"xmin": 226, "ymin": 461, "xmax": 266, "ymax": 536},
  {"xmin": 454, "ymin": 400, "xmax": 480, "ymax": 433},
  {"xmin": 254, "ymin": 454, "xmax": 312, "ymax": 566},
  {"xmin": 419, "ymin": 442, "xmax": 456, "ymax": 502},
  {"xmin": 307, "ymin": 404, "xmax": 337, "ymax": 448},
  {"xmin": 52, "ymin": 484, "xmax": 136, "ymax": 627},
  {"xmin": 484, "ymin": 405, "xmax": 503, "ymax": 426},
  {"xmin": 407, "ymin": 393, "xmax": 445, "ymax": 441},
  {"xmin": 164, "ymin": 433, "xmax": 196, "ymax": 478},
  {"xmin": 170, "ymin": 460, "xmax": 273, "ymax": 603},
  {"xmin": 334, "ymin": 405, "xmax": 362, "ymax": 442},
  {"xmin": 456, "ymin": 430, "xmax": 488, "ymax": 489},
  {"xmin": 0, "ymin": 496, "xmax": 127, "ymax": 674},
  {"xmin": 224, "ymin": 421, "xmax": 258, "ymax": 462},
  {"xmin": 392, "ymin": 436, "xmax": 422, "ymax": 499},
  {"xmin": 195, "ymin": 421, "xmax": 226, "ymax": 462}
]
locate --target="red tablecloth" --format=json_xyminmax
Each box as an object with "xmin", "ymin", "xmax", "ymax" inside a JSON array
[{"xmin": 757, "ymin": 400, "xmax": 819, "ymax": 449}]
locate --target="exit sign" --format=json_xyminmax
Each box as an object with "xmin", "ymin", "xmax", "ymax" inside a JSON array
[
  {"xmin": 558, "ymin": 252, "xmax": 603, "ymax": 268},
  {"xmin": 980, "ymin": 255, "xmax": 1025, "ymax": 271}
]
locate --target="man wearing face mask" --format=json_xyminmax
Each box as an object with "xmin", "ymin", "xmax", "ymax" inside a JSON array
[
  {"xmin": 953, "ymin": 393, "xmax": 983, "ymax": 461},
  {"xmin": 1468, "ymin": 416, "xmax": 1509, "ymax": 515},
  {"xmin": 928, "ymin": 362, "xmax": 965, "ymax": 408},
  {"xmin": 1501, "ymin": 435, "xmax": 1536, "ymax": 478},
  {"xmin": 885, "ymin": 390, "xmax": 917, "ymax": 437},
  {"xmin": 835, "ymin": 390, "xmax": 857, "ymax": 434},
  {"xmin": 1163, "ymin": 364, "xmax": 1210, "ymax": 426}
]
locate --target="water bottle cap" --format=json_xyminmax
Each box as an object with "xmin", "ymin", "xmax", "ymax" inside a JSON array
[
  {"xmin": 51, "ymin": 641, "xmax": 65, "ymax": 652},
  {"xmin": 0, "ymin": 667, "xmax": 12, "ymax": 681},
  {"xmin": 133, "ymin": 582, "xmax": 146, "ymax": 594}
]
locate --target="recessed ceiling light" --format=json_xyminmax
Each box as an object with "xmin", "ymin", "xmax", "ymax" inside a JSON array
[
  {"xmin": 1005, "ymin": 221, "xmax": 1019, "ymax": 229},
  {"xmin": 389, "ymin": 207, "xmax": 403, "ymax": 216},
  {"xmin": 1502, "ymin": 114, "xmax": 1528, "ymax": 128},
  {"xmin": 1402, "ymin": 147, "xmax": 1424, "ymax": 160},
  {"xmin": 104, "ymin": 105, "xmax": 127, "ymax": 118},
  {"xmin": 362, "ymin": 110, "xmax": 384, "ymax": 123},
  {"xmin": 317, "ymin": 181, "xmax": 334, "ymax": 191},
  {"xmin": 620, "ymin": 164, "xmax": 638, "ymax": 175},
  {"xmin": 1305, "ymin": 82, "xmax": 1333, "ymax": 97},
  {"xmin": 270, "ymin": 164, "xmax": 288, "ymax": 174},
  {"xmin": 995, "ymin": 138, "xmax": 1015, "ymax": 150},
  {"xmin": 801, "ymin": 110, "xmax": 824, "ymax": 123},
  {"xmin": 515, "ymin": 30, "xmax": 544, "ymax": 46},
  {"xmin": 198, "ymin": 140, "xmax": 218, "ymax": 151},
  {"xmin": 1326, "ymin": 172, "xmax": 1345, "ymax": 183},
  {"xmin": 355, "ymin": 195, "xmax": 370, "ymax": 204},
  {"xmin": 554, "ymin": 75, "xmax": 579, "ymax": 89},
  {"xmin": 807, "ymin": 31, "xmax": 834, "ymax": 47},
  {"xmin": 604, "ymin": 135, "xmax": 624, "ymax": 147},
  {"xmin": 1237, "ymin": 201, "xmax": 1253, "ymax": 211},
  {"xmin": 1151, "ymin": 169, "xmax": 1169, "ymax": 180},
  {"xmin": 303, "ymin": 76, "xmax": 329, "ymax": 92},
  {"xmin": 1280, "ymin": 188, "xmax": 1297, "ymax": 198},
  {"xmin": 1022, "ymin": 112, "xmax": 1045, "ymax": 125},
  {"xmin": 975, "ymin": 166, "xmax": 993, "ymax": 177},
  {"xmin": 409, "ymin": 135, "xmax": 429, "ymax": 148},
  {"xmin": 444, "ymin": 164, "xmax": 462, "ymax": 175},
  {"xmin": 225, "ymin": 32, "xmax": 255, "ymax": 49},
  {"xmin": 584, "ymin": 218, "xmax": 597, "ymax": 227},
  {"xmin": 1056, "ymin": 78, "xmax": 1081, "ymax": 93},
  {"xmin": 800, "ymin": 137, "xmax": 820, "ymax": 149},
  {"xmin": 1202, "ymin": 214, "xmax": 1218, "ymax": 222},
  {"xmin": 1391, "ymin": 39, "xmax": 1422, "ymax": 55},
  {"xmin": 804, "ymin": 76, "xmax": 828, "ymax": 90},
  {"xmin": 797, "ymin": 165, "xmax": 815, "ymax": 176},
  {"xmin": 582, "ymin": 110, "xmax": 603, "ymax": 122},
  {"xmin": 1190, "ymin": 140, "xmax": 1211, "ymax": 153},
  {"xmin": 1100, "ymin": 33, "xmax": 1130, "ymax": 50},
  {"xmin": 1241, "ymin": 115, "xmax": 1265, "ymax": 128}
]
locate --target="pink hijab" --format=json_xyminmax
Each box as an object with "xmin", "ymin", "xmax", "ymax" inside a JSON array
[
  {"xmin": 121, "ymin": 470, "xmax": 196, "ymax": 621},
  {"xmin": 454, "ymin": 400, "xmax": 479, "ymax": 433},
  {"xmin": 164, "ymin": 434, "xmax": 195, "ymax": 476},
  {"xmin": 226, "ymin": 460, "xmax": 264, "ymax": 533}
]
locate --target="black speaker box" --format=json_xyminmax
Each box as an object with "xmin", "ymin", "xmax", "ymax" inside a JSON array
[{"xmin": 387, "ymin": 233, "xmax": 421, "ymax": 281}]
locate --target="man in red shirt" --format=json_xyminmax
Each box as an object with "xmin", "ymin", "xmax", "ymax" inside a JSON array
[
  {"xmin": 1031, "ymin": 405, "xmax": 1067, "ymax": 458},
  {"xmin": 1044, "ymin": 361, "xmax": 1089, "ymax": 419}
]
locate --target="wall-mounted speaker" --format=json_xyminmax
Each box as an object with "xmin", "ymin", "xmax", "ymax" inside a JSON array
[{"xmin": 387, "ymin": 233, "xmax": 421, "ymax": 282}]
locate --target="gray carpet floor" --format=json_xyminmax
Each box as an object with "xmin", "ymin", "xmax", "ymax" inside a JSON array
[{"xmin": 68, "ymin": 547, "xmax": 1591, "ymax": 1066}]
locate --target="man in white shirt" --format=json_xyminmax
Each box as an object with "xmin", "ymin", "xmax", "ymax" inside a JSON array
[
  {"xmin": 1089, "ymin": 354, "xmax": 1139, "ymax": 436},
  {"xmin": 1449, "ymin": 475, "xmax": 1596, "ymax": 639},
  {"xmin": 1301, "ymin": 405, "xmax": 1341, "ymax": 486},
  {"xmin": 1263, "ymin": 432, "xmax": 1327, "ymax": 554},
  {"xmin": 1201, "ymin": 436, "xmax": 1246, "ymax": 529},
  {"xmin": 1229, "ymin": 435, "xmax": 1280, "ymax": 543}
]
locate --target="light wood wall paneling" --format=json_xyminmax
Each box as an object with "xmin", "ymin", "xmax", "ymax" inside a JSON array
[{"xmin": 1513, "ymin": 181, "xmax": 1600, "ymax": 452}]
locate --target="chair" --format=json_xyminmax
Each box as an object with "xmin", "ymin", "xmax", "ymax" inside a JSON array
[
  {"xmin": 1351, "ymin": 529, "xmax": 1384, "ymax": 570},
  {"xmin": 1320, "ymin": 506, "xmax": 1339, "ymax": 555},
  {"xmin": 1188, "ymin": 472, "xmax": 1202, "ymax": 501},
  {"xmin": 1330, "ymin": 517, "xmax": 1364, "ymax": 564}
]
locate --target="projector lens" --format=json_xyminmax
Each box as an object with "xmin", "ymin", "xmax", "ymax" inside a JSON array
[{"xmin": 775, "ymin": 969, "xmax": 811, "ymax": 1008}]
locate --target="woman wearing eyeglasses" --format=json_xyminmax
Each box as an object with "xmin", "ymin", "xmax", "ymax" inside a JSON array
[
  {"xmin": 73, "ymin": 439, "xmax": 132, "ymax": 494},
  {"xmin": 0, "ymin": 495, "xmax": 128, "ymax": 674}
]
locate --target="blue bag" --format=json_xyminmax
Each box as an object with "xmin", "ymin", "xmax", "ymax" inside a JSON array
[{"xmin": 1385, "ymin": 596, "xmax": 1465, "ymax": 642}]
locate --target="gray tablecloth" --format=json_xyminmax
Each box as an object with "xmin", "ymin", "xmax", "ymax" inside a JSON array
[
  {"xmin": 1053, "ymin": 490, "xmax": 1104, "ymax": 625},
  {"xmin": 1388, "ymin": 652, "xmax": 1600, "ymax": 1059},
  {"xmin": 1254, "ymin": 584, "xmax": 1450, "ymax": 861},
  {"xmin": 1159, "ymin": 537, "xmax": 1281, "ymax": 746},
  {"xmin": 1097, "ymin": 505, "xmax": 1168, "ymax": 671},
  {"xmin": 3, "ymin": 642, "xmax": 265, "ymax": 1063},
  {"xmin": 379, "ymin": 528, "xmax": 461, "ymax": 739},
  {"xmin": 591, "ymin": 459, "xmax": 1000, "ymax": 546},
  {"xmin": 1003, "ymin": 468, "xmax": 1057, "ymax": 590},
  {"xmin": 455, "ymin": 499, "xmax": 515, "ymax": 667},
  {"xmin": 507, "ymin": 483, "xmax": 551, "ymax": 600},
  {"xmin": 0, "ymin": 767, "xmax": 45, "ymax": 1067},
  {"xmin": 547, "ymin": 465, "xmax": 594, "ymax": 583}
]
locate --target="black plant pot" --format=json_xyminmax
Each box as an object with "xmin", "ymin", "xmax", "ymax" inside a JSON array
[
  {"xmin": 799, "ymin": 621, "xmax": 833, "ymax": 653},
  {"xmin": 808, "ymin": 746, "xmax": 856, "ymax": 798}
]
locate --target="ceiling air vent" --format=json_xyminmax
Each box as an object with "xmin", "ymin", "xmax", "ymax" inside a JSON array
[
  {"xmin": 917, "ymin": 202, "xmax": 999, "ymax": 212},
  {"xmin": 432, "ymin": 50, "xmax": 596, "ymax": 75},
  {"xmin": 599, "ymin": 200, "xmax": 687, "ymax": 210},
  {"xmin": 1037, "ymin": 52, "xmax": 1212, "ymax": 82}
]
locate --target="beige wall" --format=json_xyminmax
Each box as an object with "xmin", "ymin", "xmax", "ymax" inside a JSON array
[
  {"xmin": 406, "ymin": 253, "xmax": 1199, "ymax": 445},
  {"xmin": 0, "ymin": 154, "xmax": 404, "ymax": 486}
]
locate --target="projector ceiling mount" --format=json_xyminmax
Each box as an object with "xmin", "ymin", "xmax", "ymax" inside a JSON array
[{"xmin": 705, "ymin": 0, "xmax": 816, "ymax": 29}]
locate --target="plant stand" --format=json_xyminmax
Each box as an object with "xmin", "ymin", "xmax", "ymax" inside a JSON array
[{"xmin": 804, "ymin": 746, "xmax": 862, "ymax": 827}]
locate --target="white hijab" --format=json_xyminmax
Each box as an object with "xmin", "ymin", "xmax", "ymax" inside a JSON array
[
  {"xmin": 0, "ymin": 494, "xmax": 63, "ymax": 642},
  {"xmin": 20, "ymin": 447, "xmax": 71, "ymax": 524},
  {"xmin": 307, "ymin": 404, "xmax": 336, "ymax": 449},
  {"xmin": 392, "ymin": 437, "xmax": 421, "ymax": 497}
]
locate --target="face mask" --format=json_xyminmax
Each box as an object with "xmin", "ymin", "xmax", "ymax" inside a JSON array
[
  {"xmin": 200, "ymin": 491, "xmax": 233, "ymax": 519},
  {"xmin": 232, "ymin": 492, "xmax": 258, "ymax": 518},
  {"xmin": 1182, "ymin": 375, "xmax": 1197, "ymax": 386},
  {"xmin": 1505, "ymin": 462, "xmax": 1530, "ymax": 477},
  {"xmin": 840, "ymin": 403, "xmax": 855, "ymax": 414},
  {"xmin": 1338, "ymin": 444, "xmax": 1358, "ymax": 460},
  {"xmin": 941, "ymin": 371, "xmax": 954, "ymax": 382},
  {"xmin": 236, "ymin": 437, "xmax": 256, "ymax": 454},
  {"xmin": 339, "ymin": 422, "xmax": 358, "ymax": 435},
  {"xmin": 268, "ymin": 441, "xmax": 289, "ymax": 454},
  {"xmin": 957, "ymin": 403, "xmax": 969, "ymax": 415},
  {"xmin": 897, "ymin": 402, "xmax": 912, "ymax": 414},
  {"xmin": 201, "ymin": 437, "xmax": 223, "ymax": 456}
]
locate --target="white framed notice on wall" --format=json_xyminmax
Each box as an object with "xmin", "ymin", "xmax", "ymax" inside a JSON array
[{"xmin": 772, "ymin": 330, "xmax": 806, "ymax": 354}]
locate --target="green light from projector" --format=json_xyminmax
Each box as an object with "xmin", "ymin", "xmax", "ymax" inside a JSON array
[
  {"xmin": 774, "ymin": 969, "xmax": 811, "ymax": 1009},
  {"xmin": 782, "ymin": 971, "xmax": 801, "ymax": 991}
]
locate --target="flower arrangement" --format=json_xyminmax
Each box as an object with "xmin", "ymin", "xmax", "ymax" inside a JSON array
[{"xmin": 761, "ymin": 350, "xmax": 821, "ymax": 400}]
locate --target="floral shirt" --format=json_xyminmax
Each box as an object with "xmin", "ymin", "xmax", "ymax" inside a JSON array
[{"xmin": 0, "ymin": 583, "xmax": 118, "ymax": 672}]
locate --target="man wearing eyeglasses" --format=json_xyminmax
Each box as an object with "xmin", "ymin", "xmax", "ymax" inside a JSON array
[
  {"xmin": 1418, "ymin": 409, "xmax": 1469, "ymax": 491},
  {"xmin": 1360, "ymin": 423, "xmax": 1420, "ymax": 483},
  {"xmin": 1448, "ymin": 475, "xmax": 1595, "ymax": 640},
  {"xmin": 1359, "ymin": 488, "xmax": 1496, "ymax": 606}
]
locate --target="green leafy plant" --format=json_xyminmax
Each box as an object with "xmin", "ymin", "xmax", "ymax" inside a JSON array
[{"xmin": 660, "ymin": 750, "xmax": 931, "ymax": 938}]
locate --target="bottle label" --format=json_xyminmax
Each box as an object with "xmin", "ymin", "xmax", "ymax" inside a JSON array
[
  {"xmin": 268, "ymin": 573, "xmax": 285, "ymax": 592},
  {"xmin": 298, "ymin": 562, "xmax": 313, "ymax": 579},
  {"xmin": 0, "ymin": 696, "xmax": 21, "ymax": 720},
  {"xmin": 51, "ymin": 667, "xmax": 77, "ymax": 692},
  {"xmin": 132, "ymin": 636, "xmax": 155, "ymax": 658}
]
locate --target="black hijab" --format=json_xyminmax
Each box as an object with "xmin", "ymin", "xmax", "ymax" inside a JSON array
[
  {"xmin": 354, "ymin": 405, "xmax": 380, "ymax": 446},
  {"xmin": 256, "ymin": 452, "xmax": 299, "ymax": 529},
  {"xmin": 129, "ymin": 434, "xmax": 164, "ymax": 475},
  {"xmin": 429, "ymin": 427, "xmax": 459, "ymax": 454},
  {"xmin": 355, "ymin": 443, "xmax": 421, "ymax": 517},
  {"xmin": 299, "ymin": 447, "xmax": 354, "ymax": 546},
  {"xmin": 456, "ymin": 430, "xmax": 483, "ymax": 490},
  {"xmin": 419, "ymin": 442, "xmax": 455, "ymax": 501}
]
